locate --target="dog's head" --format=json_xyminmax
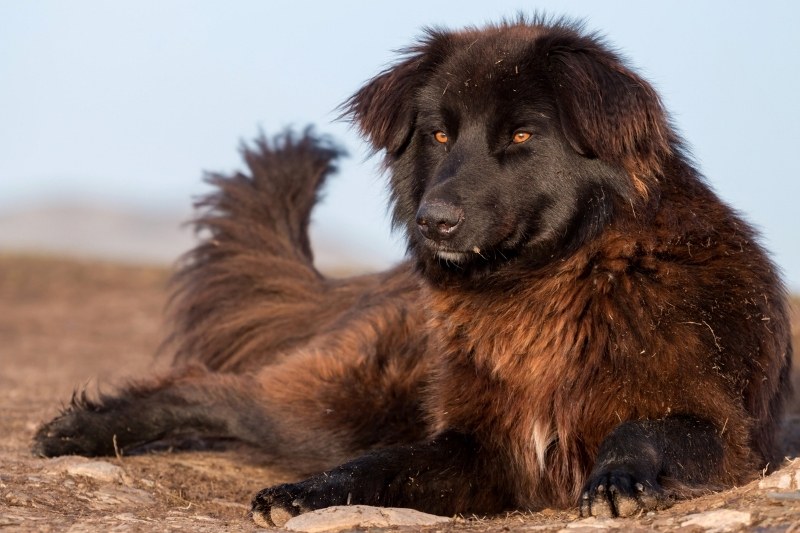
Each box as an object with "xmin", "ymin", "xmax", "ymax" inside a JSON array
[{"xmin": 343, "ymin": 18, "xmax": 675, "ymax": 280}]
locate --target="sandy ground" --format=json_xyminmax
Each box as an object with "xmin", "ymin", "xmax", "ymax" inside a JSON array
[{"xmin": 1, "ymin": 253, "xmax": 799, "ymax": 532}]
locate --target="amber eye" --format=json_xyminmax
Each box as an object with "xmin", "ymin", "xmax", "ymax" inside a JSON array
[
  {"xmin": 512, "ymin": 131, "xmax": 532, "ymax": 144},
  {"xmin": 433, "ymin": 131, "xmax": 449, "ymax": 144}
]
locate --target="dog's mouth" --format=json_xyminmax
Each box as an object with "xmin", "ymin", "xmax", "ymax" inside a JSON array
[
  {"xmin": 427, "ymin": 243, "xmax": 485, "ymax": 264},
  {"xmin": 435, "ymin": 250, "xmax": 470, "ymax": 263}
]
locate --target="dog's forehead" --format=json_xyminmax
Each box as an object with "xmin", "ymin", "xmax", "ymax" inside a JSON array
[
  {"xmin": 419, "ymin": 26, "xmax": 548, "ymax": 113},
  {"xmin": 447, "ymin": 29, "xmax": 538, "ymax": 77}
]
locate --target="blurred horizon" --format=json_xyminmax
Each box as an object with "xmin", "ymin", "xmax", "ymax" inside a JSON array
[{"xmin": 1, "ymin": 1, "xmax": 798, "ymax": 288}]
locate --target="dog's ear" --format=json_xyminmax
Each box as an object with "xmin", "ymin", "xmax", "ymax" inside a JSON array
[
  {"xmin": 543, "ymin": 36, "xmax": 673, "ymax": 191},
  {"xmin": 342, "ymin": 30, "xmax": 451, "ymax": 156}
]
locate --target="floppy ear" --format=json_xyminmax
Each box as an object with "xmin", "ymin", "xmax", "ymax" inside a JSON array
[
  {"xmin": 341, "ymin": 30, "xmax": 452, "ymax": 156},
  {"xmin": 543, "ymin": 36, "xmax": 673, "ymax": 193}
]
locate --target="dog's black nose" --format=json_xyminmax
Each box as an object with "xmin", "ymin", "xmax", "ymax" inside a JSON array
[{"xmin": 416, "ymin": 201, "xmax": 464, "ymax": 241}]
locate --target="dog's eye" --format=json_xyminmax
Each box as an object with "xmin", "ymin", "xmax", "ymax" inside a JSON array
[
  {"xmin": 512, "ymin": 131, "xmax": 532, "ymax": 144},
  {"xmin": 433, "ymin": 131, "xmax": 449, "ymax": 144}
]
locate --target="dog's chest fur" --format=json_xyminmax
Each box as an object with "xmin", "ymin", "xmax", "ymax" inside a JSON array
[{"xmin": 419, "ymin": 253, "xmax": 618, "ymax": 505}]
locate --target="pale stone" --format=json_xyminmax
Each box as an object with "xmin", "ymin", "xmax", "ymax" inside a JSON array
[
  {"xmin": 766, "ymin": 492, "xmax": 800, "ymax": 501},
  {"xmin": 681, "ymin": 510, "xmax": 752, "ymax": 532},
  {"xmin": 91, "ymin": 486, "xmax": 155, "ymax": 507},
  {"xmin": 65, "ymin": 461, "xmax": 126, "ymax": 484},
  {"xmin": 282, "ymin": 505, "xmax": 451, "ymax": 533},
  {"xmin": 758, "ymin": 471, "xmax": 793, "ymax": 490}
]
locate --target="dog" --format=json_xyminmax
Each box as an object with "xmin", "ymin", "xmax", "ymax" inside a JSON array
[{"xmin": 34, "ymin": 16, "xmax": 792, "ymax": 525}]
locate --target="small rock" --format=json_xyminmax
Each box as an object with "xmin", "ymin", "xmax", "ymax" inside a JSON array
[
  {"xmin": 766, "ymin": 491, "xmax": 800, "ymax": 501},
  {"xmin": 282, "ymin": 505, "xmax": 451, "ymax": 533},
  {"xmin": 66, "ymin": 461, "xmax": 127, "ymax": 484},
  {"xmin": 91, "ymin": 486, "xmax": 155, "ymax": 508},
  {"xmin": 758, "ymin": 472, "xmax": 793, "ymax": 490},
  {"xmin": 681, "ymin": 510, "xmax": 752, "ymax": 532}
]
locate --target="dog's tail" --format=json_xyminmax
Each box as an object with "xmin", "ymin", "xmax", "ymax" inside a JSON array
[{"xmin": 165, "ymin": 129, "xmax": 343, "ymax": 371}]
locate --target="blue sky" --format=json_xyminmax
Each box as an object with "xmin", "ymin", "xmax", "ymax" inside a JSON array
[{"xmin": 1, "ymin": 1, "xmax": 798, "ymax": 289}]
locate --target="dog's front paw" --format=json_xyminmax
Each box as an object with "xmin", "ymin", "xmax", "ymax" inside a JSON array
[
  {"xmin": 579, "ymin": 469, "xmax": 669, "ymax": 518},
  {"xmin": 251, "ymin": 484, "xmax": 311, "ymax": 527}
]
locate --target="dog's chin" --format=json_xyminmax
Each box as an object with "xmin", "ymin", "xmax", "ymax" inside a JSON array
[
  {"xmin": 418, "ymin": 240, "xmax": 486, "ymax": 268},
  {"xmin": 434, "ymin": 250, "xmax": 471, "ymax": 263}
]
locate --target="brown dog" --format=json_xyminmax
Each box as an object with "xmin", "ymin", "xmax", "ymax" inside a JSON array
[{"xmin": 34, "ymin": 17, "xmax": 791, "ymax": 524}]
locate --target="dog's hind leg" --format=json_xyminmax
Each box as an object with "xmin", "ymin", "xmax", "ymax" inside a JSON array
[
  {"xmin": 32, "ymin": 365, "xmax": 268, "ymax": 459},
  {"xmin": 34, "ymin": 306, "xmax": 430, "ymax": 473}
]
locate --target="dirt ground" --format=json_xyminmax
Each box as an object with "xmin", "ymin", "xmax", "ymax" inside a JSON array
[{"xmin": 1, "ymin": 253, "xmax": 799, "ymax": 532}]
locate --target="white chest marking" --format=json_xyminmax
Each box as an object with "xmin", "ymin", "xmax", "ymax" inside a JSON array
[{"xmin": 532, "ymin": 420, "xmax": 558, "ymax": 470}]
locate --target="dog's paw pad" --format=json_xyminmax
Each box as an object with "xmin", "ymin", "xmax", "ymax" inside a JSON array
[
  {"xmin": 580, "ymin": 484, "xmax": 615, "ymax": 518},
  {"xmin": 580, "ymin": 471, "xmax": 668, "ymax": 518},
  {"xmin": 252, "ymin": 485, "xmax": 307, "ymax": 527}
]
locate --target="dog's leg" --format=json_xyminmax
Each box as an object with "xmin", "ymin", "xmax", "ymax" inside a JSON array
[
  {"xmin": 580, "ymin": 415, "xmax": 724, "ymax": 517},
  {"xmin": 34, "ymin": 331, "xmax": 429, "ymax": 473},
  {"xmin": 32, "ymin": 366, "xmax": 287, "ymax": 458},
  {"xmin": 32, "ymin": 363, "xmax": 365, "ymax": 469},
  {"xmin": 251, "ymin": 431, "xmax": 514, "ymax": 526}
]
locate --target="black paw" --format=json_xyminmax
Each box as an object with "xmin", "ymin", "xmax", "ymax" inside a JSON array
[
  {"xmin": 251, "ymin": 484, "xmax": 310, "ymax": 527},
  {"xmin": 32, "ymin": 407, "xmax": 115, "ymax": 458},
  {"xmin": 579, "ymin": 469, "xmax": 670, "ymax": 518}
]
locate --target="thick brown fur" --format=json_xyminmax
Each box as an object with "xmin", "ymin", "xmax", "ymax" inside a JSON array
[{"xmin": 34, "ymin": 16, "xmax": 791, "ymax": 523}]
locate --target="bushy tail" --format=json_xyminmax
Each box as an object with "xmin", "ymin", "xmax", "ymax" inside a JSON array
[{"xmin": 166, "ymin": 130, "xmax": 344, "ymax": 371}]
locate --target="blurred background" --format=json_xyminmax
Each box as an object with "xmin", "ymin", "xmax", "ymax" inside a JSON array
[{"xmin": 1, "ymin": 0, "xmax": 798, "ymax": 288}]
